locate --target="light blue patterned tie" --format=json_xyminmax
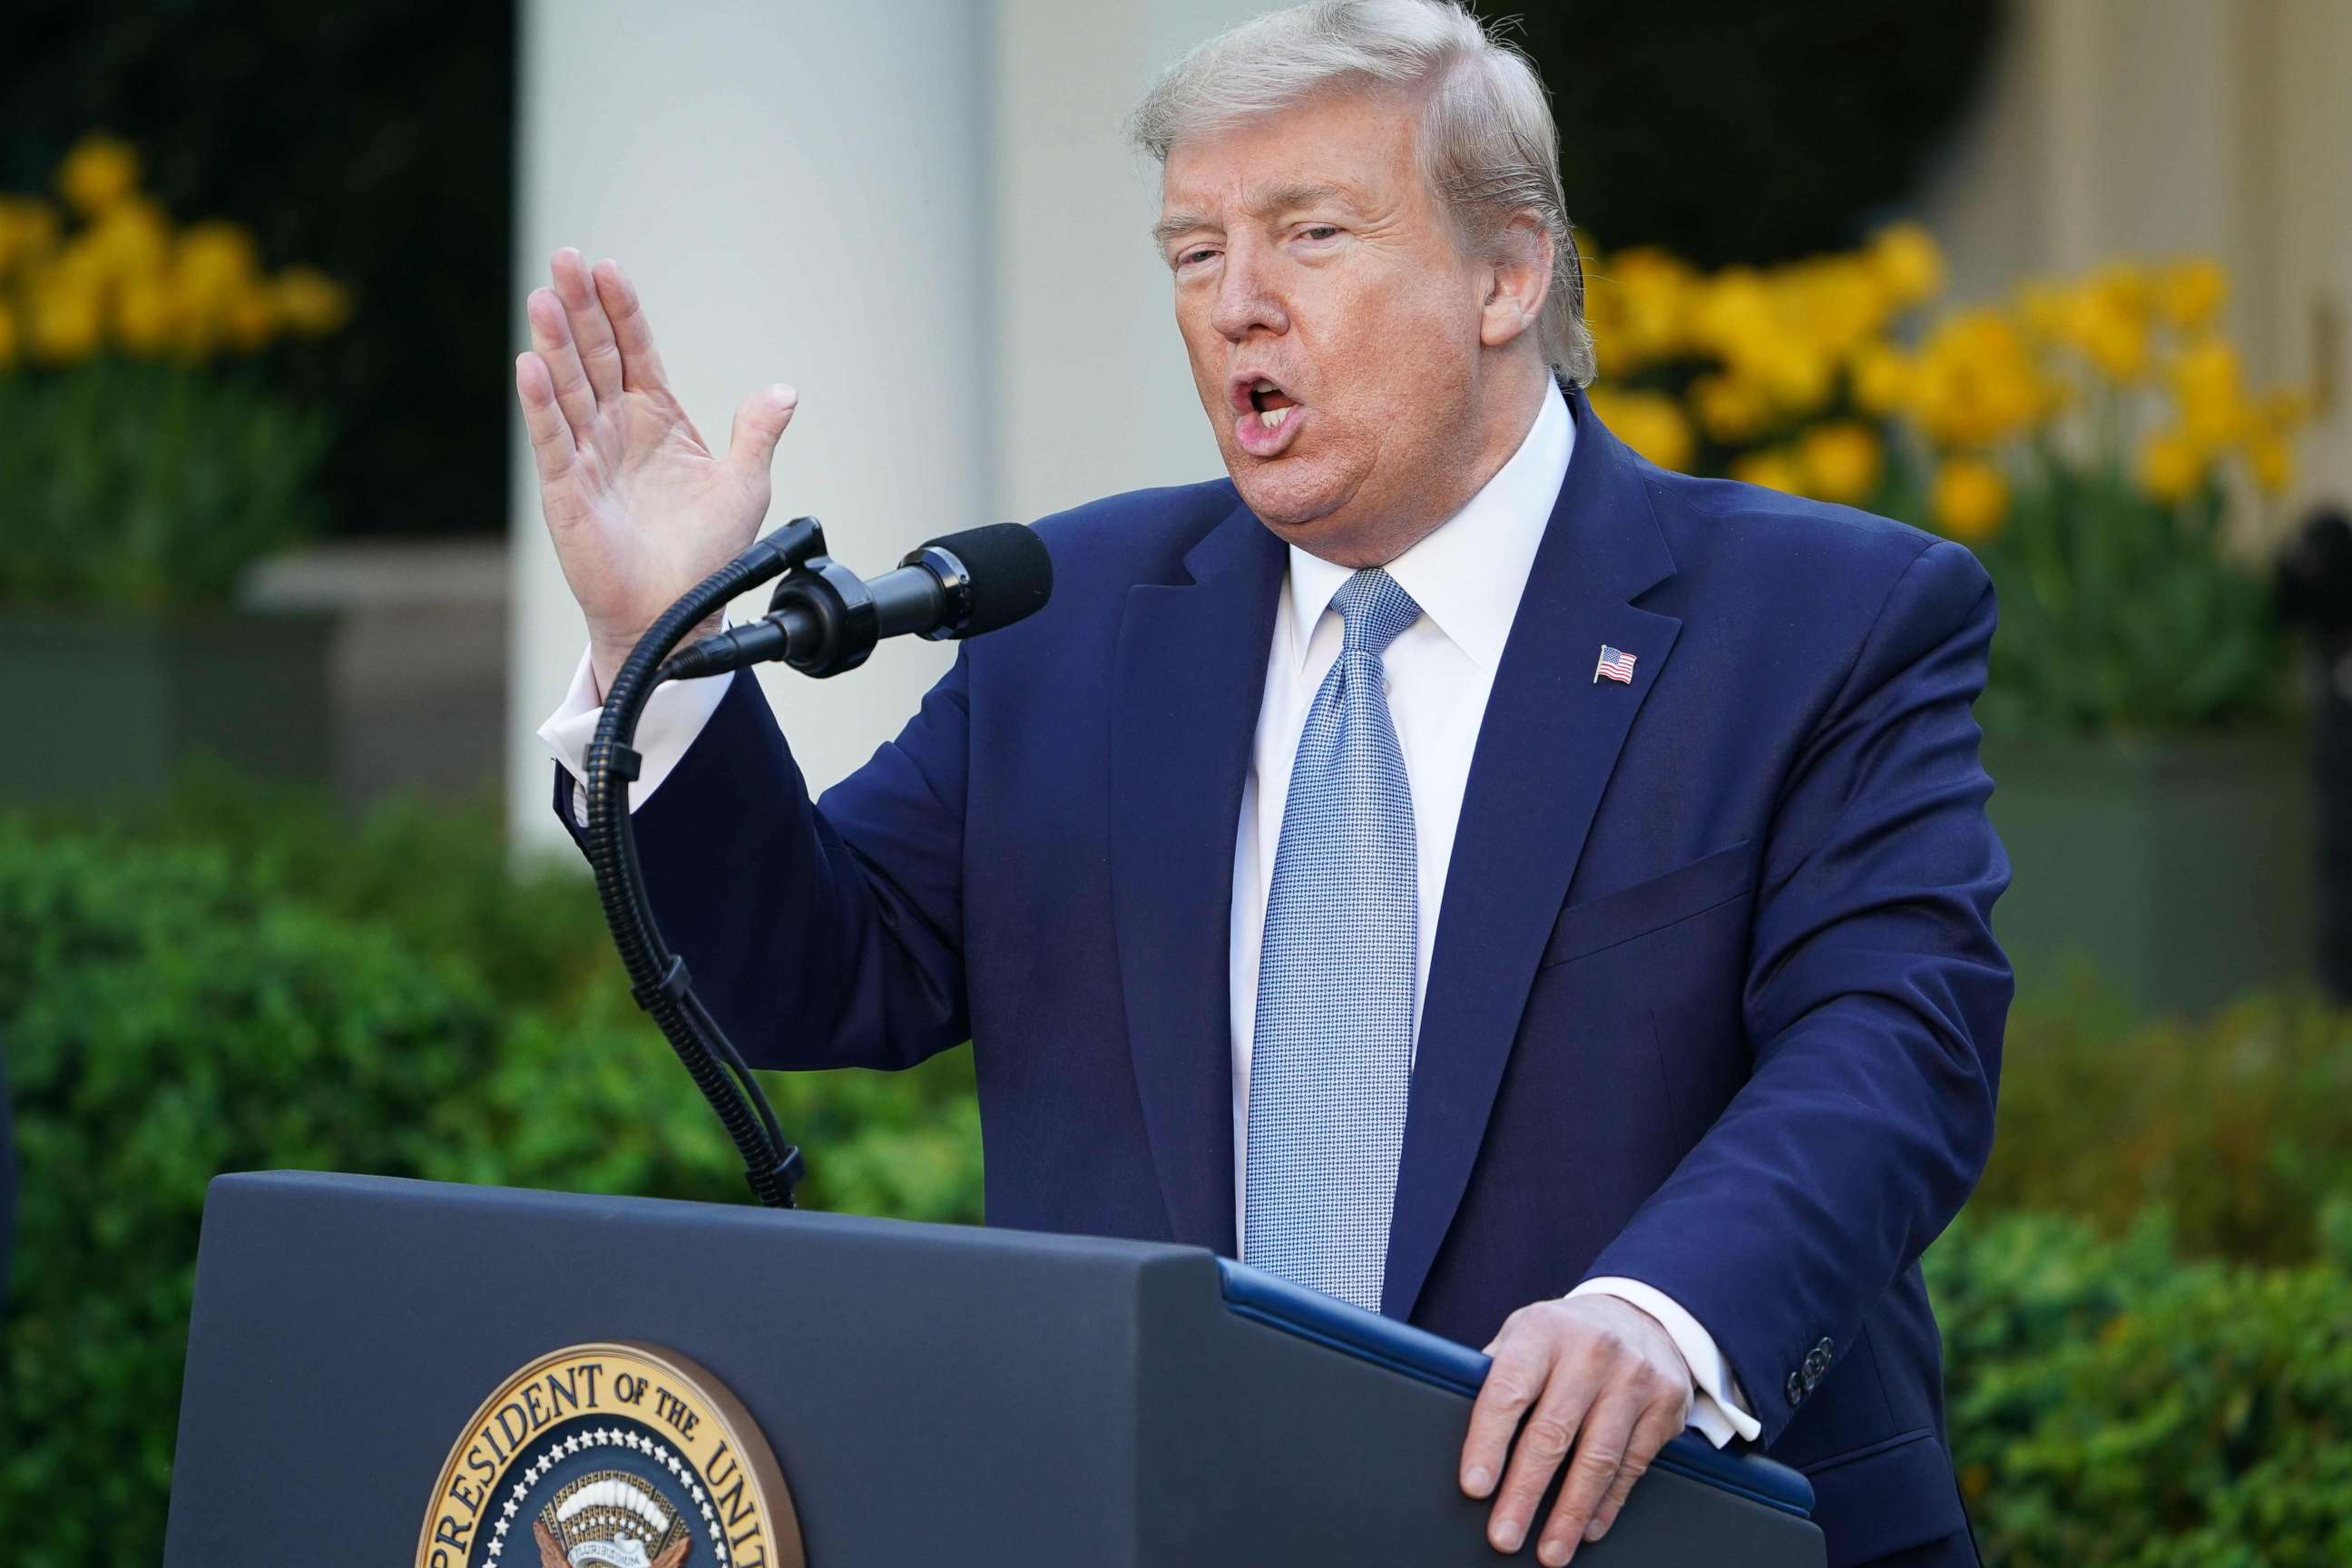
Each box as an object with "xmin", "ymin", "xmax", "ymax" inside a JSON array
[{"xmin": 1243, "ymin": 567, "xmax": 1423, "ymax": 1310}]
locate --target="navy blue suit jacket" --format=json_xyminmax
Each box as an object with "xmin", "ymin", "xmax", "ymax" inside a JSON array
[{"xmin": 565, "ymin": 393, "xmax": 2009, "ymax": 1567}]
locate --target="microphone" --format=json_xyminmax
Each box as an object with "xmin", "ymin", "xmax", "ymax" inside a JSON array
[{"xmin": 662, "ymin": 523, "xmax": 1054, "ymax": 681}]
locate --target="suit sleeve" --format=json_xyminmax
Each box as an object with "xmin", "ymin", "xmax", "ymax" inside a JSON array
[
  {"xmin": 553, "ymin": 656, "xmax": 972, "ymax": 1073},
  {"xmin": 1579, "ymin": 539, "xmax": 2011, "ymax": 1448}
]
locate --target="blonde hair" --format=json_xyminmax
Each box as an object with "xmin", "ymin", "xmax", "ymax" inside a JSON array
[{"xmin": 1130, "ymin": 0, "xmax": 1592, "ymax": 385}]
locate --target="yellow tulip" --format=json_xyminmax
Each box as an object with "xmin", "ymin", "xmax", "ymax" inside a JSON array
[
  {"xmin": 2138, "ymin": 428, "xmax": 2203, "ymax": 505},
  {"xmin": 114, "ymin": 279, "xmax": 176, "ymax": 357},
  {"xmin": 2069, "ymin": 288, "xmax": 2150, "ymax": 382},
  {"xmin": 1930, "ymin": 456, "xmax": 2008, "ymax": 542},
  {"xmin": 1732, "ymin": 449, "xmax": 1806, "ymax": 495},
  {"xmin": 2156, "ymin": 258, "xmax": 2228, "ymax": 332},
  {"xmin": 1691, "ymin": 373, "xmax": 1771, "ymax": 444},
  {"xmin": 1849, "ymin": 343, "xmax": 1914, "ymax": 417},
  {"xmin": 1867, "ymin": 223, "xmax": 1945, "ymax": 308},
  {"xmin": 1588, "ymin": 387, "xmax": 1696, "ymax": 473},
  {"xmin": 174, "ymin": 220, "xmax": 261, "ymax": 298},
  {"xmin": 86, "ymin": 196, "xmax": 171, "ymax": 280},
  {"xmin": 1910, "ymin": 310, "xmax": 2046, "ymax": 448},
  {"xmin": 27, "ymin": 279, "xmax": 103, "ymax": 364},
  {"xmin": 2247, "ymin": 430, "xmax": 2293, "ymax": 496},
  {"xmin": 1798, "ymin": 422, "xmax": 1885, "ymax": 505},
  {"xmin": 2171, "ymin": 337, "xmax": 2245, "ymax": 449},
  {"xmin": 1599, "ymin": 247, "xmax": 1697, "ymax": 368},
  {"xmin": 273, "ymin": 266, "xmax": 352, "ymax": 336},
  {"xmin": 225, "ymin": 286, "xmax": 279, "ymax": 351},
  {"xmin": 56, "ymin": 133, "xmax": 142, "ymax": 216}
]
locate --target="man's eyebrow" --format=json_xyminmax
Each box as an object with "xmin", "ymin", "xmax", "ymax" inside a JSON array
[
  {"xmin": 1151, "ymin": 211, "xmax": 1210, "ymax": 250},
  {"xmin": 1151, "ymin": 181, "xmax": 1366, "ymax": 251}
]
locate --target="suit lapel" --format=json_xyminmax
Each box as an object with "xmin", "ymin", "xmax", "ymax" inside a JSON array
[
  {"xmin": 1111, "ymin": 499, "xmax": 1284, "ymax": 1257},
  {"xmin": 1381, "ymin": 395, "xmax": 1683, "ymax": 1320}
]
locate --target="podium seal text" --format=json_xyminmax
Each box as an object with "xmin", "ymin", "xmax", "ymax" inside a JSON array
[{"xmin": 415, "ymin": 1341, "xmax": 804, "ymax": 1568}]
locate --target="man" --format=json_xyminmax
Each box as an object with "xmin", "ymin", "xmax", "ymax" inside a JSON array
[{"xmin": 519, "ymin": 5, "xmax": 2007, "ymax": 1564}]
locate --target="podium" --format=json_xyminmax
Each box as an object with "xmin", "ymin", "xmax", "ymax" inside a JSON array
[{"xmin": 162, "ymin": 1171, "xmax": 1823, "ymax": 1565}]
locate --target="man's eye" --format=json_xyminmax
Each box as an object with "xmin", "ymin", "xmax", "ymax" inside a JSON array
[
  {"xmin": 1298, "ymin": 225, "xmax": 1341, "ymax": 242},
  {"xmin": 1176, "ymin": 248, "xmax": 1218, "ymax": 269}
]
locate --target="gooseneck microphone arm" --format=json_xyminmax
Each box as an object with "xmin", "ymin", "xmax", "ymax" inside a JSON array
[
  {"xmin": 584, "ymin": 515, "xmax": 1054, "ymax": 1210},
  {"xmin": 585, "ymin": 518, "xmax": 826, "ymax": 1209}
]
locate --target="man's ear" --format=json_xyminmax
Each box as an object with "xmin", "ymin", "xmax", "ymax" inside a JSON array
[{"xmin": 1478, "ymin": 211, "xmax": 1553, "ymax": 349}]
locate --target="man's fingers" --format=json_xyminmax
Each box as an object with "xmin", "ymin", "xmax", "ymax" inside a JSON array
[
  {"xmin": 726, "ymin": 384, "xmax": 800, "ymax": 477},
  {"xmin": 525, "ymin": 289, "xmax": 599, "ymax": 438},
  {"xmin": 1491, "ymin": 1375, "xmax": 1601, "ymax": 1560},
  {"xmin": 1534, "ymin": 1398, "xmax": 1639, "ymax": 1565},
  {"xmin": 551, "ymin": 248, "xmax": 625, "ymax": 405},
  {"xmin": 514, "ymin": 352, "xmax": 577, "ymax": 487},
  {"xmin": 1582, "ymin": 1402, "xmax": 1683, "ymax": 1547},
  {"xmin": 593, "ymin": 259, "xmax": 671, "ymax": 392},
  {"xmin": 1460, "ymin": 1330, "xmax": 1547, "ymax": 1503}
]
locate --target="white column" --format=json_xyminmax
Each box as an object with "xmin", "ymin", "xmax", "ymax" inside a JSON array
[
  {"xmin": 986, "ymin": 0, "xmax": 1272, "ymax": 524},
  {"xmin": 508, "ymin": 0, "xmax": 990, "ymax": 848}
]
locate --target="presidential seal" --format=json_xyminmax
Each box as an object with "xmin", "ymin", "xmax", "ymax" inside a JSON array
[{"xmin": 416, "ymin": 1342, "xmax": 803, "ymax": 1568}]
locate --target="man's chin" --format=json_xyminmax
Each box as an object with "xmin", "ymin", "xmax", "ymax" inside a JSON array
[{"xmin": 1227, "ymin": 456, "xmax": 1347, "ymax": 534}]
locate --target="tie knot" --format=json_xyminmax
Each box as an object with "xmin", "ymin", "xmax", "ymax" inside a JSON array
[{"xmin": 1331, "ymin": 568, "xmax": 1421, "ymax": 658}]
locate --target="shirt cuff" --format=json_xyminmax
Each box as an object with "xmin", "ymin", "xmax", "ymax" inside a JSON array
[
  {"xmin": 1567, "ymin": 1277, "xmax": 1762, "ymax": 1448},
  {"xmin": 536, "ymin": 637, "xmax": 735, "ymax": 828}
]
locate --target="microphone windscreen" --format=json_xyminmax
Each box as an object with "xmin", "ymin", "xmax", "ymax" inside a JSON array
[{"xmin": 922, "ymin": 524, "xmax": 1054, "ymax": 637}]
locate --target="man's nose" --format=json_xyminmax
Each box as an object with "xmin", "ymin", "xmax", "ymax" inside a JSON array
[{"xmin": 1210, "ymin": 239, "xmax": 1289, "ymax": 341}]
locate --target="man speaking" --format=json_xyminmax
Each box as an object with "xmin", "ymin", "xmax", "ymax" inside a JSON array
[{"xmin": 519, "ymin": 4, "xmax": 2008, "ymax": 1564}]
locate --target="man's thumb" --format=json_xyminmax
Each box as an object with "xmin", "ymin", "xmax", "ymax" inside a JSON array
[{"xmin": 727, "ymin": 384, "xmax": 799, "ymax": 474}]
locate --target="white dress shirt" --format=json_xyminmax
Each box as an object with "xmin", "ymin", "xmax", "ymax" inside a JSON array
[{"xmin": 539, "ymin": 377, "xmax": 1757, "ymax": 1446}]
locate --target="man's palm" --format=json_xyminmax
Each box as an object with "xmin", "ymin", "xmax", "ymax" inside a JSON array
[{"xmin": 514, "ymin": 249, "xmax": 797, "ymax": 691}]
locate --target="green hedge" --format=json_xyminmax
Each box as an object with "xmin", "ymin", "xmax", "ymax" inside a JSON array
[
  {"xmin": 3, "ymin": 796, "xmax": 2348, "ymax": 1563},
  {"xmin": 0, "ymin": 814, "xmax": 980, "ymax": 1565},
  {"xmin": 1931, "ymin": 1210, "xmax": 2352, "ymax": 1564},
  {"xmin": 1974, "ymin": 984, "xmax": 2352, "ymax": 1265}
]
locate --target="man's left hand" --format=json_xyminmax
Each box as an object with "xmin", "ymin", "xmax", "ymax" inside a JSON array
[{"xmin": 1458, "ymin": 1294, "xmax": 1695, "ymax": 1563}]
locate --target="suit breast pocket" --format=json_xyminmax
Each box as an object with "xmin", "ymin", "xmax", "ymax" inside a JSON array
[{"xmin": 1538, "ymin": 840, "xmax": 1759, "ymax": 969}]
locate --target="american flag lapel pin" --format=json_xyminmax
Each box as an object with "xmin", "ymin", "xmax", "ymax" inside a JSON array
[{"xmin": 1593, "ymin": 644, "xmax": 1638, "ymax": 684}]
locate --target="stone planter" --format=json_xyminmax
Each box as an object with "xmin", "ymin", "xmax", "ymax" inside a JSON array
[
  {"xmin": 1981, "ymin": 729, "xmax": 2318, "ymax": 1015},
  {"xmin": 3, "ymin": 608, "xmax": 335, "ymax": 804}
]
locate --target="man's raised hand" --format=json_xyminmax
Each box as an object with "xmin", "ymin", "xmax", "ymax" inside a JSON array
[{"xmin": 514, "ymin": 248, "xmax": 799, "ymax": 694}]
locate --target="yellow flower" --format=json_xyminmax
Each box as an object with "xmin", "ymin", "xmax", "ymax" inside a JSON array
[
  {"xmin": 2171, "ymin": 337, "xmax": 2245, "ymax": 449},
  {"xmin": 2138, "ymin": 427, "xmax": 2203, "ymax": 505},
  {"xmin": 1798, "ymin": 422, "xmax": 1885, "ymax": 505},
  {"xmin": 273, "ymin": 266, "xmax": 352, "ymax": 336},
  {"xmin": 1691, "ymin": 372, "xmax": 1770, "ymax": 444},
  {"xmin": 1731, "ymin": 449, "xmax": 1805, "ymax": 495},
  {"xmin": 1867, "ymin": 223, "xmax": 1945, "ymax": 308},
  {"xmin": 56, "ymin": 133, "xmax": 142, "ymax": 216},
  {"xmin": 2156, "ymin": 258, "xmax": 2228, "ymax": 332},
  {"xmin": 2247, "ymin": 430, "xmax": 2293, "ymax": 496},
  {"xmin": 114, "ymin": 279, "xmax": 177, "ymax": 357},
  {"xmin": 225, "ymin": 285, "xmax": 279, "ymax": 351},
  {"xmin": 1753, "ymin": 344, "xmax": 1838, "ymax": 416},
  {"xmin": 2070, "ymin": 286, "xmax": 2150, "ymax": 382},
  {"xmin": 1588, "ymin": 387, "xmax": 1696, "ymax": 472},
  {"xmin": 173, "ymin": 220, "xmax": 261, "ymax": 298},
  {"xmin": 1930, "ymin": 456, "xmax": 2008, "ymax": 542},
  {"xmin": 1910, "ymin": 309, "xmax": 2047, "ymax": 448},
  {"xmin": 86, "ymin": 196, "xmax": 172, "ymax": 280},
  {"xmin": 1849, "ymin": 342, "xmax": 1913, "ymax": 417},
  {"xmin": 0, "ymin": 309, "xmax": 17, "ymax": 369},
  {"xmin": 27, "ymin": 277, "xmax": 104, "ymax": 364},
  {"xmin": 1599, "ymin": 247, "xmax": 1699, "ymax": 370}
]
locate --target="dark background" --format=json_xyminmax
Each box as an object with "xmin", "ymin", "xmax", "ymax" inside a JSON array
[{"xmin": 3, "ymin": 0, "xmax": 516, "ymax": 540}]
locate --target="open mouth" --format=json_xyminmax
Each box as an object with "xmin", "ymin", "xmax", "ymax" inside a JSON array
[{"xmin": 1230, "ymin": 373, "xmax": 1306, "ymax": 456}]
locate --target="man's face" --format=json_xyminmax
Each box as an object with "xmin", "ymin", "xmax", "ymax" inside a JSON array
[{"xmin": 1157, "ymin": 89, "xmax": 1503, "ymax": 563}]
